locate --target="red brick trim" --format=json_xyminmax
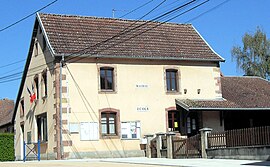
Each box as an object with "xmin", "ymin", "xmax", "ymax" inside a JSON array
[
  {"xmin": 62, "ymin": 87, "xmax": 67, "ymax": 93},
  {"xmin": 63, "ymin": 140, "xmax": 72, "ymax": 146},
  {"xmin": 63, "ymin": 152, "xmax": 69, "ymax": 158},
  {"xmin": 99, "ymin": 108, "xmax": 120, "ymax": 113},
  {"xmin": 213, "ymin": 68, "xmax": 220, "ymax": 72},
  {"xmin": 165, "ymin": 106, "xmax": 177, "ymax": 111},
  {"xmin": 62, "ymin": 74, "xmax": 66, "ymax": 81}
]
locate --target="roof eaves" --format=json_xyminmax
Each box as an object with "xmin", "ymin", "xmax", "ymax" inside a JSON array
[
  {"xmin": 191, "ymin": 25, "xmax": 225, "ymax": 62},
  {"xmin": 175, "ymin": 99, "xmax": 191, "ymax": 111},
  {"xmin": 189, "ymin": 107, "xmax": 270, "ymax": 111},
  {"xmin": 56, "ymin": 53, "xmax": 223, "ymax": 62},
  {"xmin": 37, "ymin": 12, "xmax": 56, "ymax": 57},
  {"xmin": 12, "ymin": 18, "xmax": 39, "ymax": 124}
]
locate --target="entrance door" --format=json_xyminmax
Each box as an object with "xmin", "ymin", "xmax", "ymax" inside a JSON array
[
  {"xmin": 168, "ymin": 110, "xmax": 180, "ymax": 132},
  {"xmin": 186, "ymin": 112, "xmax": 198, "ymax": 137}
]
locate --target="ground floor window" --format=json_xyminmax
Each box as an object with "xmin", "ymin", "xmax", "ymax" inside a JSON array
[
  {"xmin": 101, "ymin": 112, "xmax": 117, "ymax": 135},
  {"xmin": 37, "ymin": 113, "xmax": 47, "ymax": 142}
]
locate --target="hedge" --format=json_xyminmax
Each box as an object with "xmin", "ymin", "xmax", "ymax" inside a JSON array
[{"xmin": 0, "ymin": 133, "xmax": 14, "ymax": 161}]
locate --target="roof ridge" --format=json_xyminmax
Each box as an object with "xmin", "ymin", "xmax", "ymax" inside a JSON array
[{"xmin": 38, "ymin": 12, "xmax": 192, "ymax": 26}]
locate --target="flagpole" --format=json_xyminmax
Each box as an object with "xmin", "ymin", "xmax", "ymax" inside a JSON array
[{"xmin": 59, "ymin": 55, "xmax": 64, "ymax": 159}]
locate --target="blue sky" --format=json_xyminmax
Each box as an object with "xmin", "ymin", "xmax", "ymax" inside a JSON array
[{"xmin": 0, "ymin": 0, "xmax": 269, "ymax": 100}]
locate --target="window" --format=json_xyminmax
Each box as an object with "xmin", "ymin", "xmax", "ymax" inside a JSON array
[
  {"xmin": 20, "ymin": 98, "xmax": 24, "ymax": 117},
  {"xmin": 166, "ymin": 69, "xmax": 178, "ymax": 91},
  {"xmin": 34, "ymin": 76, "xmax": 39, "ymax": 99},
  {"xmin": 37, "ymin": 114, "xmax": 47, "ymax": 142},
  {"xmin": 41, "ymin": 70, "xmax": 47, "ymax": 98},
  {"xmin": 27, "ymin": 131, "xmax": 31, "ymax": 144},
  {"xmin": 168, "ymin": 111, "xmax": 179, "ymax": 132},
  {"xmin": 101, "ymin": 112, "xmax": 117, "ymax": 135},
  {"xmin": 100, "ymin": 67, "xmax": 114, "ymax": 91}
]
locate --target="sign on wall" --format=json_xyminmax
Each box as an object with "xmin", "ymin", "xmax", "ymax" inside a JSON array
[
  {"xmin": 80, "ymin": 122, "xmax": 99, "ymax": 141},
  {"xmin": 136, "ymin": 106, "xmax": 149, "ymax": 112},
  {"xmin": 121, "ymin": 121, "xmax": 141, "ymax": 139}
]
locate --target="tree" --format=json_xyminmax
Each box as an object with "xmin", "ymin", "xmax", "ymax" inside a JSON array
[{"xmin": 231, "ymin": 27, "xmax": 270, "ymax": 80}]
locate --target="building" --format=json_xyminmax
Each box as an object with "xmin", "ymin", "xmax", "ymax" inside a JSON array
[
  {"xmin": 0, "ymin": 98, "xmax": 14, "ymax": 133},
  {"xmin": 13, "ymin": 13, "xmax": 226, "ymax": 160},
  {"xmin": 176, "ymin": 76, "xmax": 270, "ymax": 136}
]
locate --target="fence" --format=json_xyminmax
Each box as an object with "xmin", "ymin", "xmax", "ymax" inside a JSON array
[
  {"xmin": 208, "ymin": 126, "xmax": 270, "ymax": 149},
  {"xmin": 173, "ymin": 134, "xmax": 201, "ymax": 158}
]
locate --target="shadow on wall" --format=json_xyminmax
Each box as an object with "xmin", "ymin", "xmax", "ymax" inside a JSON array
[{"xmin": 26, "ymin": 102, "xmax": 37, "ymax": 128}]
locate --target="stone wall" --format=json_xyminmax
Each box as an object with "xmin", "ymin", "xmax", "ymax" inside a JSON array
[{"xmin": 207, "ymin": 146, "xmax": 270, "ymax": 161}]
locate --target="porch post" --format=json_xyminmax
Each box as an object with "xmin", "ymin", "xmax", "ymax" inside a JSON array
[
  {"xmin": 144, "ymin": 134, "xmax": 154, "ymax": 158},
  {"xmin": 199, "ymin": 127, "xmax": 212, "ymax": 159},
  {"xmin": 166, "ymin": 132, "xmax": 176, "ymax": 159},
  {"xmin": 156, "ymin": 132, "xmax": 165, "ymax": 158}
]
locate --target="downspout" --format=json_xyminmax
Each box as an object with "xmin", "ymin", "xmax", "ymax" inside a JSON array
[{"xmin": 59, "ymin": 55, "xmax": 64, "ymax": 159}]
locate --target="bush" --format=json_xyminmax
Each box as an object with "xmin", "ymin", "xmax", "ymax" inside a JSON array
[{"xmin": 0, "ymin": 133, "xmax": 14, "ymax": 161}]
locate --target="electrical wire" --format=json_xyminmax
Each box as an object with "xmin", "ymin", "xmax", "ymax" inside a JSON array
[
  {"xmin": 0, "ymin": 0, "xmax": 58, "ymax": 32},
  {"xmin": 0, "ymin": 0, "xmax": 210, "ymax": 84}
]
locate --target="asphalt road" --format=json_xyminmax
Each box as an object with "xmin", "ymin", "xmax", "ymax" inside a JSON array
[{"xmin": 1, "ymin": 158, "xmax": 270, "ymax": 167}]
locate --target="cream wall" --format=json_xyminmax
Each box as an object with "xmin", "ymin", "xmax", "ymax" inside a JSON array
[
  {"xmin": 14, "ymin": 27, "xmax": 56, "ymax": 160},
  {"xmin": 61, "ymin": 58, "xmax": 221, "ymax": 157},
  {"xmin": 202, "ymin": 111, "xmax": 224, "ymax": 132}
]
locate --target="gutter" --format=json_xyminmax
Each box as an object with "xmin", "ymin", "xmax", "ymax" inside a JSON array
[{"xmin": 54, "ymin": 53, "xmax": 224, "ymax": 62}]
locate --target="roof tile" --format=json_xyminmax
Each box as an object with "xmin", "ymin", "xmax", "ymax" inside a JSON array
[{"xmin": 38, "ymin": 13, "xmax": 223, "ymax": 61}]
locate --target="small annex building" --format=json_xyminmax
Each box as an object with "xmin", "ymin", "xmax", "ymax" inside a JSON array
[
  {"xmin": 176, "ymin": 76, "xmax": 270, "ymax": 136},
  {"xmin": 13, "ymin": 12, "xmax": 260, "ymax": 160},
  {"xmin": 0, "ymin": 98, "xmax": 14, "ymax": 133}
]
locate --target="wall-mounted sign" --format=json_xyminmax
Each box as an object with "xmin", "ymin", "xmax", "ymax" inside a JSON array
[
  {"xmin": 136, "ymin": 84, "xmax": 148, "ymax": 88},
  {"xmin": 137, "ymin": 106, "xmax": 149, "ymax": 112}
]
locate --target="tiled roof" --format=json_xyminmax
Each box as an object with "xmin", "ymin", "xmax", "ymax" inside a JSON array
[
  {"xmin": 0, "ymin": 99, "xmax": 14, "ymax": 127},
  {"xmin": 38, "ymin": 13, "xmax": 224, "ymax": 61},
  {"xmin": 176, "ymin": 77, "xmax": 270, "ymax": 110}
]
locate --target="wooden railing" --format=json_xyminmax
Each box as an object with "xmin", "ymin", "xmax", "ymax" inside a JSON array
[{"xmin": 208, "ymin": 126, "xmax": 270, "ymax": 149}]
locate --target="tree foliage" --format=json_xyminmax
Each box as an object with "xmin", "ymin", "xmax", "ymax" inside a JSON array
[{"xmin": 231, "ymin": 27, "xmax": 270, "ymax": 80}]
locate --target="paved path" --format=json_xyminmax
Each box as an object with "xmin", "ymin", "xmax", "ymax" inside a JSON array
[{"xmin": 1, "ymin": 158, "xmax": 270, "ymax": 167}]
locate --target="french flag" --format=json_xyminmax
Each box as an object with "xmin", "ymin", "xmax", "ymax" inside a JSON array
[{"xmin": 27, "ymin": 84, "xmax": 36, "ymax": 103}]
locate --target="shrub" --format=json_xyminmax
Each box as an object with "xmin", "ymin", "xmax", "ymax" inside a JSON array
[{"xmin": 0, "ymin": 133, "xmax": 14, "ymax": 161}]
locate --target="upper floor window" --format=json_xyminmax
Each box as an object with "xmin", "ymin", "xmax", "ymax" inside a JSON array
[
  {"xmin": 166, "ymin": 69, "xmax": 178, "ymax": 92},
  {"xmin": 41, "ymin": 70, "xmax": 47, "ymax": 98},
  {"xmin": 20, "ymin": 98, "xmax": 24, "ymax": 117},
  {"xmin": 34, "ymin": 41, "xmax": 38, "ymax": 57},
  {"xmin": 34, "ymin": 76, "xmax": 39, "ymax": 99},
  {"xmin": 101, "ymin": 112, "xmax": 117, "ymax": 136},
  {"xmin": 100, "ymin": 67, "xmax": 114, "ymax": 91}
]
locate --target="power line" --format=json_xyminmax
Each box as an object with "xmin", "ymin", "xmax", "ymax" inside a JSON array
[
  {"xmin": 185, "ymin": 0, "xmax": 232, "ymax": 23},
  {"xmin": 0, "ymin": 0, "xmax": 208, "ymax": 84},
  {"xmin": 0, "ymin": 0, "xmax": 196, "ymax": 83},
  {"xmin": 0, "ymin": 59, "xmax": 25, "ymax": 69},
  {"xmin": 117, "ymin": 0, "xmax": 155, "ymax": 18},
  {"xmin": 0, "ymin": 0, "xmax": 58, "ymax": 32}
]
